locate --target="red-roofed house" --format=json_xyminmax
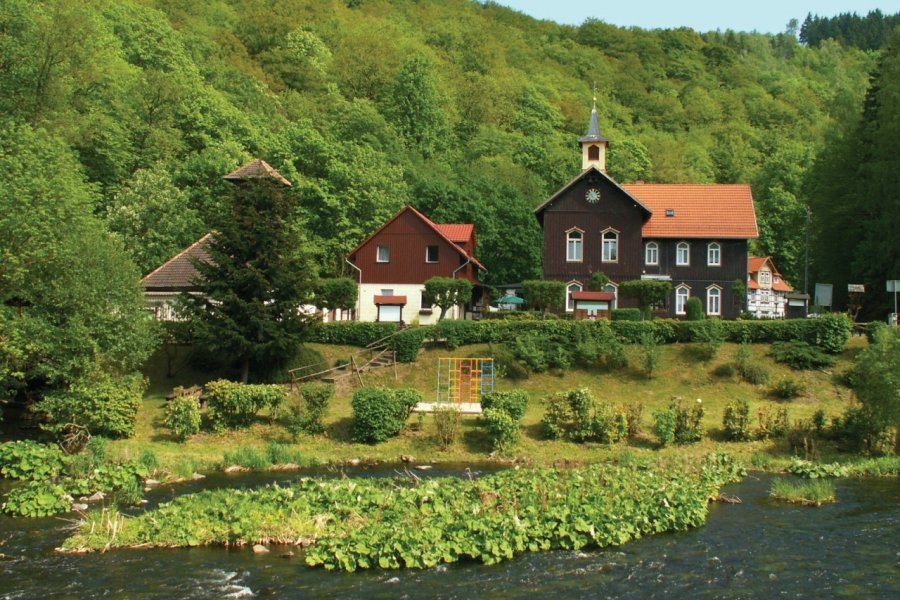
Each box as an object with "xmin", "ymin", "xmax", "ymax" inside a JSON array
[
  {"xmin": 747, "ymin": 256, "xmax": 794, "ymax": 319},
  {"xmin": 346, "ymin": 205, "xmax": 485, "ymax": 324},
  {"xmin": 534, "ymin": 102, "xmax": 758, "ymax": 319}
]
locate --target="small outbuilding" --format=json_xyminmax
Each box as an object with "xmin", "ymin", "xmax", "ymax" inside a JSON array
[{"xmin": 571, "ymin": 291, "xmax": 615, "ymax": 320}]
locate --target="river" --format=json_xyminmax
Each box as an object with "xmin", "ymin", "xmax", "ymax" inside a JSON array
[{"xmin": 1, "ymin": 466, "xmax": 897, "ymax": 599}]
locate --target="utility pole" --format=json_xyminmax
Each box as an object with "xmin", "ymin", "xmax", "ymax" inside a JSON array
[{"xmin": 803, "ymin": 206, "xmax": 811, "ymax": 296}]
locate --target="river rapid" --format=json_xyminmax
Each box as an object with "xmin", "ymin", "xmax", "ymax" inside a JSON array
[{"xmin": 0, "ymin": 465, "xmax": 897, "ymax": 599}]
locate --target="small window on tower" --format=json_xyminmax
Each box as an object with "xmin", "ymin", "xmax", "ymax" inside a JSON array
[
  {"xmin": 426, "ymin": 245, "xmax": 439, "ymax": 263},
  {"xmin": 588, "ymin": 145, "xmax": 600, "ymax": 161}
]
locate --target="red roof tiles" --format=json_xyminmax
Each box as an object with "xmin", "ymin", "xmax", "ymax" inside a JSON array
[
  {"xmin": 572, "ymin": 291, "xmax": 615, "ymax": 301},
  {"xmin": 374, "ymin": 295, "xmax": 407, "ymax": 305},
  {"xmin": 435, "ymin": 224, "xmax": 474, "ymax": 243},
  {"xmin": 748, "ymin": 256, "xmax": 794, "ymax": 292},
  {"xmin": 622, "ymin": 184, "xmax": 758, "ymax": 239}
]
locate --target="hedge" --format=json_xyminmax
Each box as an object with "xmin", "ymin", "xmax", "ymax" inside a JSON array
[{"xmin": 307, "ymin": 322, "xmax": 398, "ymax": 347}]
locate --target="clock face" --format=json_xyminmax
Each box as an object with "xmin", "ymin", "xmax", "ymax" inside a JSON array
[{"xmin": 585, "ymin": 188, "xmax": 601, "ymax": 204}]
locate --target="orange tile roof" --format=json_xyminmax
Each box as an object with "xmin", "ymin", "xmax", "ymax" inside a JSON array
[
  {"xmin": 435, "ymin": 224, "xmax": 474, "ymax": 243},
  {"xmin": 748, "ymin": 256, "xmax": 794, "ymax": 292},
  {"xmin": 622, "ymin": 184, "xmax": 758, "ymax": 239}
]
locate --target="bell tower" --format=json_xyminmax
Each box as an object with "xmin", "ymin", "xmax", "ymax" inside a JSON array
[{"xmin": 579, "ymin": 94, "xmax": 608, "ymax": 172}]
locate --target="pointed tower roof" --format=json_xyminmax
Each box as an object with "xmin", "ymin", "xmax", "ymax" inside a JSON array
[
  {"xmin": 578, "ymin": 98, "xmax": 608, "ymax": 143},
  {"xmin": 223, "ymin": 159, "xmax": 292, "ymax": 186}
]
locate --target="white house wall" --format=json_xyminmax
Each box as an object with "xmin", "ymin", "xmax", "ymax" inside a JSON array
[{"xmin": 358, "ymin": 283, "xmax": 461, "ymax": 324}]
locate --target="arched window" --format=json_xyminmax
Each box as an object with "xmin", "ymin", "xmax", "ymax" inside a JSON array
[
  {"xmin": 707, "ymin": 242, "xmax": 721, "ymax": 266},
  {"xmin": 604, "ymin": 282, "xmax": 618, "ymax": 310},
  {"xmin": 588, "ymin": 145, "xmax": 600, "ymax": 160},
  {"xmin": 675, "ymin": 285, "xmax": 690, "ymax": 315},
  {"xmin": 645, "ymin": 242, "xmax": 658, "ymax": 265},
  {"xmin": 566, "ymin": 229, "xmax": 583, "ymax": 262},
  {"xmin": 707, "ymin": 286, "xmax": 721, "ymax": 316},
  {"xmin": 676, "ymin": 242, "xmax": 690, "ymax": 266},
  {"xmin": 566, "ymin": 281, "xmax": 583, "ymax": 312},
  {"xmin": 602, "ymin": 229, "xmax": 618, "ymax": 262}
]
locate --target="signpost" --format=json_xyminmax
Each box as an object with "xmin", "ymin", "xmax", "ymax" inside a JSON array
[{"xmin": 814, "ymin": 283, "xmax": 832, "ymax": 310}]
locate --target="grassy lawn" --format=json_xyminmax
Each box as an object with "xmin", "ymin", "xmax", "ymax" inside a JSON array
[{"xmin": 108, "ymin": 337, "xmax": 869, "ymax": 476}]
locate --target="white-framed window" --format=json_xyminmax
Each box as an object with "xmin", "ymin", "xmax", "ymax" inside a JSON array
[
  {"xmin": 645, "ymin": 241, "xmax": 658, "ymax": 265},
  {"xmin": 759, "ymin": 270, "xmax": 771, "ymax": 285},
  {"xmin": 707, "ymin": 242, "xmax": 721, "ymax": 266},
  {"xmin": 380, "ymin": 289, "xmax": 394, "ymax": 296},
  {"xmin": 675, "ymin": 285, "xmax": 690, "ymax": 315},
  {"xmin": 604, "ymin": 282, "xmax": 618, "ymax": 310},
  {"xmin": 426, "ymin": 245, "xmax": 439, "ymax": 263},
  {"xmin": 602, "ymin": 228, "xmax": 618, "ymax": 262},
  {"xmin": 376, "ymin": 245, "xmax": 390, "ymax": 263},
  {"xmin": 566, "ymin": 281, "xmax": 582, "ymax": 312},
  {"xmin": 566, "ymin": 229, "xmax": 583, "ymax": 262},
  {"xmin": 676, "ymin": 242, "xmax": 690, "ymax": 266},
  {"xmin": 706, "ymin": 285, "xmax": 722, "ymax": 316}
]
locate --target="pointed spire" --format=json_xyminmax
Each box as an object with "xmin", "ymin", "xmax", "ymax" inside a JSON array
[{"xmin": 579, "ymin": 98, "xmax": 608, "ymax": 143}]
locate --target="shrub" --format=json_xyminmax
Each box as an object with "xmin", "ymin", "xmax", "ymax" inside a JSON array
[
  {"xmin": 830, "ymin": 406, "xmax": 894, "ymax": 454},
  {"xmin": 787, "ymin": 419, "xmax": 818, "ymax": 458},
  {"xmin": 639, "ymin": 331, "xmax": 662, "ymax": 378},
  {"xmin": 390, "ymin": 326, "xmax": 431, "ymax": 362},
  {"xmin": 432, "ymin": 405, "xmax": 462, "ymax": 448},
  {"xmin": 611, "ymin": 308, "xmax": 641, "ymax": 321},
  {"xmin": 513, "ymin": 334, "xmax": 549, "ymax": 372},
  {"xmin": 32, "ymin": 372, "xmax": 146, "ymax": 439},
  {"xmin": 816, "ymin": 313, "xmax": 852, "ymax": 353},
  {"xmin": 164, "ymin": 396, "xmax": 201, "ymax": 442},
  {"xmin": 740, "ymin": 363, "xmax": 771, "ymax": 385},
  {"xmin": 654, "ymin": 400, "xmax": 704, "ymax": 446},
  {"xmin": 712, "ymin": 363, "xmax": 736, "ymax": 378},
  {"xmin": 481, "ymin": 391, "xmax": 529, "ymax": 422},
  {"xmin": 865, "ymin": 320, "xmax": 888, "ymax": 344},
  {"xmin": 684, "ymin": 297, "xmax": 705, "ymax": 321},
  {"xmin": 0, "ymin": 440, "xmax": 69, "ymax": 481},
  {"xmin": 483, "ymin": 407, "xmax": 519, "ymax": 451},
  {"xmin": 490, "ymin": 346, "xmax": 528, "ymax": 380},
  {"xmin": 695, "ymin": 319, "xmax": 726, "ymax": 360},
  {"xmin": 723, "ymin": 399, "xmax": 752, "ymax": 441},
  {"xmin": 770, "ymin": 377, "xmax": 806, "ymax": 400},
  {"xmin": 307, "ymin": 322, "xmax": 398, "ymax": 346},
  {"xmin": 350, "ymin": 387, "xmax": 421, "ymax": 444},
  {"xmin": 770, "ymin": 341, "xmax": 834, "ymax": 370},
  {"xmin": 522, "ymin": 280, "xmax": 566, "ymax": 314},
  {"xmin": 542, "ymin": 389, "xmax": 629, "ymax": 444},
  {"xmin": 205, "ymin": 380, "xmax": 286, "ymax": 431},
  {"xmin": 623, "ymin": 403, "xmax": 644, "ymax": 437},
  {"xmin": 285, "ymin": 383, "xmax": 334, "ymax": 438},
  {"xmin": 756, "ymin": 406, "xmax": 790, "ymax": 439}
]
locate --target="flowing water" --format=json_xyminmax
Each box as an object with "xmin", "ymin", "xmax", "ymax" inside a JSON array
[{"xmin": 0, "ymin": 466, "xmax": 897, "ymax": 599}]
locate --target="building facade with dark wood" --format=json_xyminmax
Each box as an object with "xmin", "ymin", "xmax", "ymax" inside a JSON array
[
  {"xmin": 346, "ymin": 205, "xmax": 484, "ymax": 323},
  {"xmin": 535, "ymin": 103, "xmax": 758, "ymax": 319}
]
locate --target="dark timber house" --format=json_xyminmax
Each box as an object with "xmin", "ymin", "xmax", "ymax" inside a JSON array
[{"xmin": 535, "ymin": 102, "xmax": 758, "ymax": 319}]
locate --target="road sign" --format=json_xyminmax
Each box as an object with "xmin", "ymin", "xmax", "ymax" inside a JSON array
[
  {"xmin": 848, "ymin": 284, "xmax": 865, "ymax": 293},
  {"xmin": 814, "ymin": 283, "xmax": 832, "ymax": 307},
  {"xmin": 887, "ymin": 280, "xmax": 900, "ymax": 292}
]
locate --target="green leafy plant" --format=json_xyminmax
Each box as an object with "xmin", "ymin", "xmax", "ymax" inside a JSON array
[
  {"xmin": 351, "ymin": 387, "xmax": 421, "ymax": 444},
  {"xmin": 756, "ymin": 406, "xmax": 790, "ymax": 439},
  {"xmin": 723, "ymin": 399, "xmax": 752, "ymax": 441},
  {"xmin": 639, "ymin": 331, "xmax": 662, "ymax": 379},
  {"xmin": 684, "ymin": 297, "xmax": 704, "ymax": 321},
  {"xmin": 654, "ymin": 400, "xmax": 704, "ymax": 446},
  {"xmin": 285, "ymin": 383, "xmax": 335, "ymax": 438},
  {"xmin": 432, "ymin": 405, "xmax": 462, "ymax": 448},
  {"xmin": 204, "ymin": 380, "xmax": 286, "ymax": 431},
  {"xmin": 483, "ymin": 407, "xmax": 519, "ymax": 451},
  {"xmin": 389, "ymin": 327, "xmax": 430, "ymax": 362},
  {"xmin": 770, "ymin": 377, "xmax": 806, "ymax": 399},
  {"xmin": 481, "ymin": 391, "xmax": 529, "ymax": 422},
  {"xmin": 0, "ymin": 440, "xmax": 69, "ymax": 481},
  {"xmin": 164, "ymin": 396, "xmax": 201, "ymax": 441},
  {"xmin": 2, "ymin": 481, "xmax": 71, "ymax": 517},
  {"xmin": 770, "ymin": 341, "xmax": 834, "ymax": 370}
]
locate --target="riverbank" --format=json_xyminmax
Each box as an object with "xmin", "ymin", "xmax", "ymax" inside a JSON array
[{"xmin": 104, "ymin": 338, "xmax": 886, "ymax": 479}]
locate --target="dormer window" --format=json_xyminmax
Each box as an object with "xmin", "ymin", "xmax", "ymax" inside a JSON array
[
  {"xmin": 676, "ymin": 242, "xmax": 690, "ymax": 266},
  {"xmin": 601, "ymin": 228, "xmax": 618, "ymax": 263},
  {"xmin": 760, "ymin": 271, "xmax": 771, "ymax": 285},
  {"xmin": 566, "ymin": 229, "xmax": 583, "ymax": 262}
]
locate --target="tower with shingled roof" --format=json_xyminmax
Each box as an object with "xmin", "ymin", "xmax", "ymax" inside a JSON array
[{"xmin": 579, "ymin": 94, "xmax": 608, "ymax": 172}]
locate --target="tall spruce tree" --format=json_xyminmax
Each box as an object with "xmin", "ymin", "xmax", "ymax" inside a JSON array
[{"xmin": 184, "ymin": 171, "xmax": 318, "ymax": 383}]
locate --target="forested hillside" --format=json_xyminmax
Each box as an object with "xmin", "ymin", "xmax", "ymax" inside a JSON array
[{"xmin": 0, "ymin": 0, "xmax": 891, "ymax": 296}]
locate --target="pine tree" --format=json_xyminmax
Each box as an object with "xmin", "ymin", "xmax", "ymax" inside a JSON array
[{"xmin": 184, "ymin": 177, "xmax": 318, "ymax": 382}]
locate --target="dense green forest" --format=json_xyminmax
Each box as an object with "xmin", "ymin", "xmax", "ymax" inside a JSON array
[
  {"xmin": 801, "ymin": 10, "xmax": 900, "ymax": 51},
  {"xmin": 1, "ymin": 0, "xmax": 898, "ymax": 409}
]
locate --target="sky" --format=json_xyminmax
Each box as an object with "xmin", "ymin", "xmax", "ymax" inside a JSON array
[{"xmin": 496, "ymin": 1, "xmax": 900, "ymax": 34}]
